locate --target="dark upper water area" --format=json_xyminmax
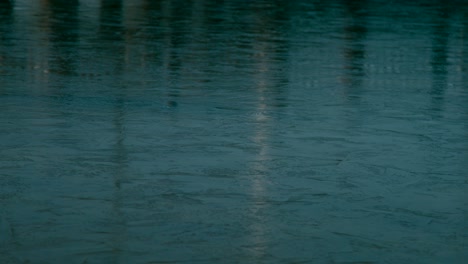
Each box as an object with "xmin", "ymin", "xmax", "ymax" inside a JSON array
[{"xmin": 1, "ymin": 0, "xmax": 467, "ymax": 263}]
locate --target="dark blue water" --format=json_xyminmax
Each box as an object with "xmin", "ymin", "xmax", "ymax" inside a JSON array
[{"xmin": 1, "ymin": 0, "xmax": 467, "ymax": 263}]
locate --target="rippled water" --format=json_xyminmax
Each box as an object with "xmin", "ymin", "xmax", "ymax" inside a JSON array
[{"xmin": 1, "ymin": 0, "xmax": 467, "ymax": 263}]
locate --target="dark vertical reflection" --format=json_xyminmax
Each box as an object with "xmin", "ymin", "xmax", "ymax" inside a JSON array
[
  {"xmin": 0, "ymin": 0, "xmax": 12, "ymax": 26},
  {"xmin": 0, "ymin": 0, "xmax": 13, "ymax": 24},
  {"xmin": 461, "ymin": 4, "xmax": 468, "ymax": 89},
  {"xmin": 158, "ymin": 0, "xmax": 183, "ymax": 105},
  {"xmin": 429, "ymin": 1, "xmax": 452, "ymax": 114},
  {"xmin": 463, "ymin": 11, "xmax": 468, "ymax": 76},
  {"xmin": 0, "ymin": 0, "xmax": 12, "ymax": 7},
  {"xmin": 99, "ymin": 0, "xmax": 125, "ymax": 185},
  {"xmin": 340, "ymin": 0, "xmax": 368, "ymax": 132},
  {"xmin": 462, "ymin": 10, "xmax": 468, "ymax": 144},
  {"xmin": 38, "ymin": 0, "xmax": 80, "ymax": 168},
  {"xmin": 99, "ymin": 0, "xmax": 124, "ymax": 72},
  {"xmin": 341, "ymin": 0, "xmax": 368, "ymax": 95},
  {"xmin": 45, "ymin": 0, "xmax": 80, "ymax": 77},
  {"xmin": 99, "ymin": 0, "xmax": 127, "ymax": 261},
  {"xmin": 135, "ymin": 0, "xmax": 185, "ymax": 106},
  {"xmin": 0, "ymin": 0, "xmax": 13, "ymax": 80}
]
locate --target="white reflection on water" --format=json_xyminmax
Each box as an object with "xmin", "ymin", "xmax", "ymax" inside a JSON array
[{"xmin": 246, "ymin": 53, "xmax": 274, "ymax": 262}]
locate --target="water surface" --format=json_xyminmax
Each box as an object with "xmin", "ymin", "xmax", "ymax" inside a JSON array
[{"xmin": 1, "ymin": 0, "xmax": 467, "ymax": 263}]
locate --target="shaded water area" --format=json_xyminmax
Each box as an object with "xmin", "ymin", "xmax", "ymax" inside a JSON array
[{"xmin": 1, "ymin": 0, "xmax": 467, "ymax": 263}]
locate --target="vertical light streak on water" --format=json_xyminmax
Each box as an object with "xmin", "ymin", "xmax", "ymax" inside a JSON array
[
  {"xmin": 246, "ymin": 59, "xmax": 272, "ymax": 263},
  {"xmin": 240, "ymin": 3, "xmax": 291, "ymax": 260}
]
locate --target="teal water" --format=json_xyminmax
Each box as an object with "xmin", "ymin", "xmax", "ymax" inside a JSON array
[{"xmin": 1, "ymin": 0, "xmax": 467, "ymax": 263}]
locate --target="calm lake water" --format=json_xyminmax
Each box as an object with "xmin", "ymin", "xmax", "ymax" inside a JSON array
[{"xmin": 1, "ymin": 0, "xmax": 467, "ymax": 263}]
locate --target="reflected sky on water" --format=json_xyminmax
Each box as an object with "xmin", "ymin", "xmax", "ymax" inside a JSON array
[{"xmin": 1, "ymin": 0, "xmax": 467, "ymax": 263}]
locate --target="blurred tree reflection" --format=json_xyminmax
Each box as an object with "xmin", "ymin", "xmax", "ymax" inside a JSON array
[
  {"xmin": 45, "ymin": 0, "xmax": 80, "ymax": 76},
  {"xmin": 0, "ymin": 0, "xmax": 13, "ymax": 79},
  {"xmin": 429, "ymin": 1, "xmax": 452, "ymax": 114},
  {"xmin": 0, "ymin": 0, "xmax": 12, "ymax": 18},
  {"xmin": 342, "ymin": 0, "xmax": 368, "ymax": 91}
]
